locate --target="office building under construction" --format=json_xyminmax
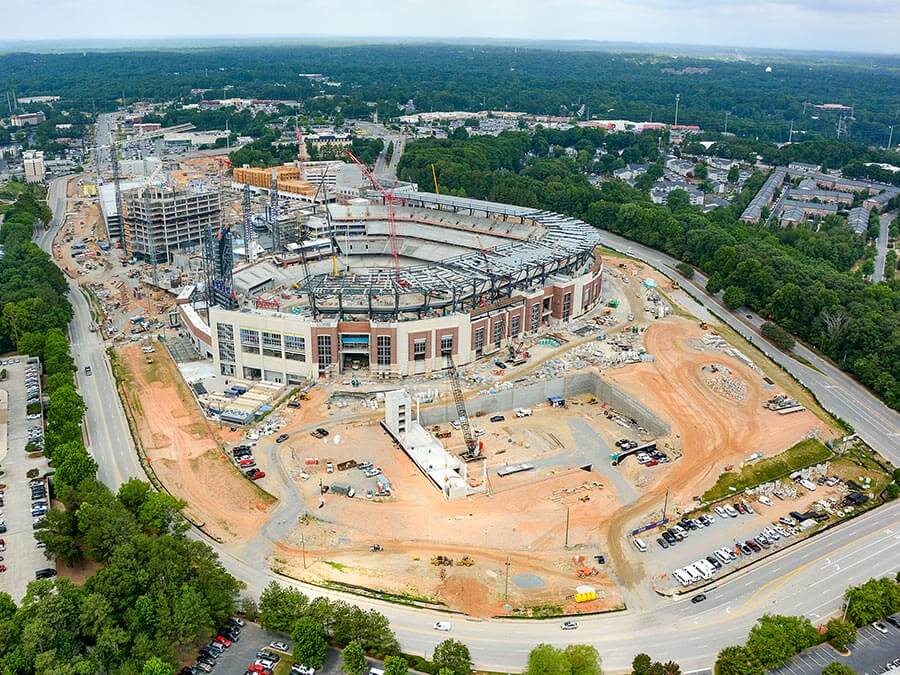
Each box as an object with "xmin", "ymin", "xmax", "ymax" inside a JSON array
[{"xmin": 122, "ymin": 185, "xmax": 221, "ymax": 262}]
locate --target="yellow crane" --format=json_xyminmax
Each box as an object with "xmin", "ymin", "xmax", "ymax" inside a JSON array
[{"xmin": 431, "ymin": 163, "xmax": 440, "ymax": 194}]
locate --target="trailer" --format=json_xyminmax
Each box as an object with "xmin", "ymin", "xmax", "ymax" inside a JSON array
[
  {"xmin": 329, "ymin": 483, "xmax": 356, "ymax": 498},
  {"xmin": 497, "ymin": 463, "xmax": 535, "ymax": 477}
]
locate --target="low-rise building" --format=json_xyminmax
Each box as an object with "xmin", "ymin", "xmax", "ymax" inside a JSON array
[{"xmin": 10, "ymin": 112, "xmax": 46, "ymax": 127}]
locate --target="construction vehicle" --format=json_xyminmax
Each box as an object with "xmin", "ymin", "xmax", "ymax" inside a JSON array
[
  {"xmin": 446, "ymin": 353, "xmax": 480, "ymax": 461},
  {"xmin": 456, "ymin": 556, "xmax": 474, "ymax": 567},
  {"xmin": 671, "ymin": 279, "xmax": 680, "ymax": 290},
  {"xmin": 699, "ymin": 321, "xmax": 708, "ymax": 330},
  {"xmin": 369, "ymin": 544, "xmax": 383, "ymax": 553},
  {"xmin": 431, "ymin": 555, "xmax": 454, "ymax": 566},
  {"xmin": 576, "ymin": 567, "xmax": 600, "ymax": 578}
]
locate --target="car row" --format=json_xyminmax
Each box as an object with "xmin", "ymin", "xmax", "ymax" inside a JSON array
[
  {"xmin": 672, "ymin": 524, "xmax": 798, "ymax": 587},
  {"xmin": 182, "ymin": 617, "xmax": 244, "ymax": 674},
  {"xmin": 231, "ymin": 445, "xmax": 266, "ymax": 481},
  {"xmin": 244, "ymin": 641, "xmax": 298, "ymax": 675},
  {"xmin": 25, "ymin": 364, "xmax": 41, "ymax": 407}
]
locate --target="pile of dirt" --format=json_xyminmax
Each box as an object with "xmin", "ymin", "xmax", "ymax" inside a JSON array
[{"xmin": 700, "ymin": 363, "xmax": 748, "ymax": 401}]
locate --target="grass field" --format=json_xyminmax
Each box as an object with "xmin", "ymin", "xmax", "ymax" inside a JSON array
[{"xmin": 703, "ymin": 439, "xmax": 833, "ymax": 502}]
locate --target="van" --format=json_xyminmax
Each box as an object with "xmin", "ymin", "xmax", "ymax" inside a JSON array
[
  {"xmin": 673, "ymin": 569, "xmax": 692, "ymax": 587},
  {"xmin": 799, "ymin": 479, "xmax": 817, "ymax": 491},
  {"xmin": 695, "ymin": 559, "xmax": 716, "ymax": 579},
  {"xmin": 632, "ymin": 537, "xmax": 647, "ymax": 553},
  {"xmin": 683, "ymin": 564, "xmax": 703, "ymax": 583},
  {"xmin": 369, "ymin": 669, "xmax": 385, "ymax": 675}
]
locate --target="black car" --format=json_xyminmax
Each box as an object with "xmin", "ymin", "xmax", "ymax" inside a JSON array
[
  {"xmin": 662, "ymin": 530, "xmax": 676, "ymax": 544},
  {"xmin": 34, "ymin": 568, "xmax": 57, "ymax": 579},
  {"xmin": 198, "ymin": 646, "xmax": 218, "ymax": 659},
  {"xmin": 490, "ymin": 415, "xmax": 505, "ymax": 423},
  {"xmin": 885, "ymin": 614, "xmax": 900, "ymax": 629},
  {"xmin": 275, "ymin": 434, "xmax": 289, "ymax": 443},
  {"xmin": 705, "ymin": 555, "xmax": 722, "ymax": 570},
  {"xmin": 691, "ymin": 593, "xmax": 707, "ymax": 604},
  {"xmin": 220, "ymin": 627, "xmax": 240, "ymax": 641},
  {"xmin": 656, "ymin": 537, "xmax": 669, "ymax": 549}
]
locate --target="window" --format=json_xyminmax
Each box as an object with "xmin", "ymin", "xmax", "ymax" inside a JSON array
[
  {"xmin": 510, "ymin": 315, "xmax": 521, "ymax": 338},
  {"xmin": 413, "ymin": 338, "xmax": 426, "ymax": 361},
  {"xmin": 262, "ymin": 331, "xmax": 282, "ymax": 348},
  {"xmin": 474, "ymin": 326, "xmax": 485, "ymax": 353},
  {"xmin": 218, "ymin": 341, "xmax": 235, "ymax": 364},
  {"xmin": 240, "ymin": 328, "xmax": 260, "ymax": 354},
  {"xmin": 216, "ymin": 323, "xmax": 234, "ymax": 343},
  {"xmin": 376, "ymin": 335, "xmax": 392, "ymax": 367},
  {"xmin": 284, "ymin": 334, "xmax": 306, "ymax": 362},
  {"xmin": 493, "ymin": 321, "xmax": 503, "ymax": 348},
  {"xmin": 562, "ymin": 293, "xmax": 572, "ymax": 320},
  {"xmin": 440, "ymin": 334, "xmax": 453, "ymax": 355},
  {"xmin": 316, "ymin": 335, "xmax": 332, "ymax": 373},
  {"xmin": 530, "ymin": 303, "xmax": 540, "ymax": 332}
]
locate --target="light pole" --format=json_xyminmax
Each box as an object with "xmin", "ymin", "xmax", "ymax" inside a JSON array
[
  {"xmin": 504, "ymin": 556, "xmax": 511, "ymax": 600},
  {"xmin": 674, "ymin": 94, "xmax": 681, "ymax": 127},
  {"xmin": 724, "ymin": 111, "xmax": 731, "ymax": 134},
  {"xmin": 565, "ymin": 505, "xmax": 570, "ymax": 547},
  {"xmin": 888, "ymin": 125, "xmax": 895, "ymax": 150}
]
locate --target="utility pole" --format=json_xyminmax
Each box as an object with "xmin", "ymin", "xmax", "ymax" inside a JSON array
[
  {"xmin": 787, "ymin": 119, "xmax": 795, "ymax": 144},
  {"xmin": 504, "ymin": 556, "xmax": 511, "ymax": 600},
  {"xmin": 674, "ymin": 93, "xmax": 681, "ymax": 127},
  {"xmin": 724, "ymin": 111, "xmax": 731, "ymax": 134},
  {"xmin": 565, "ymin": 505, "xmax": 571, "ymax": 547},
  {"xmin": 662, "ymin": 486, "xmax": 670, "ymax": 522},
  {"xmin": 888, "ymin": 125, "xmax": 894, "ymax": 150},
  {"xmin": 301, "ymin": 532, "xmax": 307, "ymax": 569}
]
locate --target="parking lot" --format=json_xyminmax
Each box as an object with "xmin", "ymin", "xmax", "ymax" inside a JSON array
[
  {"xmin": 0, "ymin": 357, "xmax": 54, "ymax": 601},
  {"xmin": 770, "ymin": 620, "xmax": 899, "ymax": 675},
  {"xmin": 201, "ymin": 620, "xmax": 387, "ymax": 675}
]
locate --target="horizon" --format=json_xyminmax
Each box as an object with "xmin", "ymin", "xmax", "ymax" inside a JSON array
[{"xmin": 2, "ymin": 0, "xmax": 899, "ymax": 56}]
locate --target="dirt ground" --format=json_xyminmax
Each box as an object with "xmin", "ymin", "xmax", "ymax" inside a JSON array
[
  {"xmin": 601, "ymin": 319, "xmax": 836, "ymax": 587},
  {"xmin": 117, "ymin": 344, "xmax": 272, "ymax": 542}
]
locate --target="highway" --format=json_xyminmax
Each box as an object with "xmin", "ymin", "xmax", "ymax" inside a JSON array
[
  {"xmin": 354, "ymin": 120, "xmax": 405, "ymax": 179},
  {"xmin": 40, "ymin": 175, "xmax": 900, "ymax": 672}
]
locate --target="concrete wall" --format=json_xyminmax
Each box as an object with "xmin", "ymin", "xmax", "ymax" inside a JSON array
[{"xmin": 419, "ymin": 370, "xmax": 670, "ymax": 437}]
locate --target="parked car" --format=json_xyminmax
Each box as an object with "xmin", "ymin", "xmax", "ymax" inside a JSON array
[
  {"xmin": 873, "ymin": 622, "xmax": 890, "ymax": 635},
  {"xmin": 275, "ymin": 434, "xmax": 289, "ymax": 443},
  {"xmin": 246, "ymin": 468, "xmax": 266, "ymax": 480},
  {"xmin": 560, "ymin": 620, "xmax": 578, "ymax": 630},
  {"xmin": 489, "ymin": 415, "xmax": 505, "ymax": 423},
  {"xmin": 35, "ymin": 568, "xmax": 57, "ymax": 579},
  {"xmin": 269, "ymin": 641, "xmax": 289, "ymax": 652},
  {"xmin": 84, "ymin": 366, "xmax": 92, "ymax": 375}
]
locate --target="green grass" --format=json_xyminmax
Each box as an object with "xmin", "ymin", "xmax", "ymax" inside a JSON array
[
  {"xmin": 703, "ymin": 439, "xmax": 832, "ymax": 502},
  {"xmin": 323, "ymin": 560, "xmax": 348, "ymax": 572}
]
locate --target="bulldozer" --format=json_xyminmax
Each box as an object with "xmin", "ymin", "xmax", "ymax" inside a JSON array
[
  {"xmin": 456, "ymin": 555, "xmax": 474, "ymax": 567},
  {"xmin": 699, "ymin": 321, "xmax": 708, "ymax": 330},
  {"xmin": 431, "ymin": 555, "xmax": 454, "ymax": 566}
]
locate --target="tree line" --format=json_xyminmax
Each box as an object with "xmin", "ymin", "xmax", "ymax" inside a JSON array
[{"xmin": 399, "ymin": 133, "xmax": 900, "ymax": 410}]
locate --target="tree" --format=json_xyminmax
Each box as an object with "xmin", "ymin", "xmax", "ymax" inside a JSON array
[
  {"xmin": 727, "ymin": 165, "xmax": 740, "ymax": 183},
  {"xmin": 746, "ymin": 614, "xmax": 821, "ymax": 669},
  {"xmin": 675, "ymin": 262, "xmax": 694, "ymax": 279},
  {"xmin": 714, "ymin": 645, "xmax": 763, "ymax": 675},
  {"xmin": 383, "ymin": 656, "xmax": 409, "ymax": 675},
  {"xmin": 341, "ymin": 640, "xmax": 367, "ymax": 675},
  {"xmin": 825, "ymin": 618, "xmax": 856, "ymax": 652},
  {"xmin": 526, "ymin": 644, "xmax": 569, "ymax": 675},
  {"xmin": 722, "ymin": 285, "xmax": 746, "ymax": 310},
  {"xmin": 822, "ymin": 664, "xmax": 856, "ymax": 675},
  {"xmin": 432, "ymin": 639, "xmax": 473, "ymax": 675},
  {"xmin": 564, "ymin": 644, "xmax": 602, "ymax": 675},
  {"xmin": 292, "ymin": 617, "xmax": 329, "ymax": 668},
  {"xmin": 761, "ymin": 321, "xmax": 796, "ymax": 351},
  {"xmin": 142, "ymin": 657, "xmax": 176, "ymax": 675},
  {"xmin": 844, "ymin": 577, "xmax": 900, "ymax": 626},
  {"xmin": 259, "ymin": 582, "xmax": 310, "ymax": 633},
  {"xmin": 632, "ymin": 654, "xmax": 653, "ymax": 675}
]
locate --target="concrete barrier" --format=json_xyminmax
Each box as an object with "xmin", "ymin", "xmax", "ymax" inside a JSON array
[{"xmin": 419, "ymin": 370, "xmax": 669, "ymax": 437}]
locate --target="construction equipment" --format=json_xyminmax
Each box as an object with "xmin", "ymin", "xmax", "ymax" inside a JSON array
[
  {"xmin": 446, "ymin": 353, "xmax": 480, "ymax": 461},
  {"xmin": 699, "ymin": 321, "xmax": 708, "ymax": 330},
  {"xmin": 430, "ymin": 555, "xmax": 454, "ymax": 566},
  {"xmin": 369, "ymin": 544, "xmax": 383, "ymax": 553},
  {"xmin": 576, "ymin": 567, "xmax": 600, "ymax": 578},
  {"xmin": 345, "ymin": 150, "xmax": 405, "ymax": 286},
  {"xmin": 456, "ymin": 555, "xmax": 474, "ymax": 567},
  {"xmin": 431, "ymin": 163, "xmax": 440, "ymax": 194}
]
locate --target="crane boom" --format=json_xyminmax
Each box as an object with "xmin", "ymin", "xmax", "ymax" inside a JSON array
[
  {"xmin": 345, "ymin": 150, "xmax": 402, "ymax": 279},
  {"xmin": 446, "ymin": 354, "xmax": 479, "ymax": 460}
]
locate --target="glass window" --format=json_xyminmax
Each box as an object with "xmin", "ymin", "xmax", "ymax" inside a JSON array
[
  {"xmin": 262, "ymin": 331, "xmax": 282, "ymax": 348},
  {"xmin": 413, "ymin": 338, "xmax": 426, "ymax": 360},
  {"xmin": 562, "ymin": 293, "xmax": 572, "ymax": 320},
  {"xmin": 317, "ymin": 335, "xmax": 332, "ymax": 372},
  {"xmin": 216, "ymin": 323, "xmax": 234, "ymax": 342},
  {"xmin": 440, "ymin": 335, "xmax": 453, "ymax": 355},
  {"xmin": 377, "ymin": 335, "xmax": 392, "ymax": 367},
  {"xmin": 493, "ymin": 321, "xmax": 503, "ymax": 348},
  {"xmin": 474, "ymin": 327, "xmax": 484, "ymax": 352},
  {"xmin": 530, "ymin": 303, "xmax": 540, "ymax": 332},
  {"xmin": 511, "ymin": 315, "xmax": 521, "ymax": 338},
  {"xmin": 284, "ymin": 334, "xmax": 306, "ymax": 362}
]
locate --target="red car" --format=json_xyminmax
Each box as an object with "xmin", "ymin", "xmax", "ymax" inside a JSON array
[
  {"xmin": 238, "ymin": 459, "xmax": 256, "ymax": 467},
  {"xmin": 246, "ymin": 468, "xmax": 266, "ymax": 480},
  {"xmin": 247, "ymin": 665, "xmax": 272, "ymax": 675},
  {"xmin": 0, "ymin": 565, "xmax": 6, "ymax": 573},
  {"xmin": 214, "ymin": 635, "xmax": 232, "ymax": 647}
]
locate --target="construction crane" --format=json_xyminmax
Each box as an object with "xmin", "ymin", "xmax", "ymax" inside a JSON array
[
  {"xmin": 345, "ymin": 150, "xmax": 405, "ymax": 286},
  {"xmin": 446, "ymin": 353, "xmax": 480, "ymax": 461},
  {"xmin": 431, "ymin": 163, "xmax": 440, "ymax": 194},
  {"xmin": 295, "ymin": 123, "xmax": 309, "ymax": 176}
]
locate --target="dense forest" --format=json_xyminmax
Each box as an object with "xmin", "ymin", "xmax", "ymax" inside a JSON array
[
  {"xmin": 399, "ymin": 133, "xmax": 900, "ymax": 410},
  {"xmin": 1, "ymin": 44, "xmax": 899, "ymax": 144}
]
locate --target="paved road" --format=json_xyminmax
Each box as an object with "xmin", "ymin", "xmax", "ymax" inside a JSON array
[
  {"xmin": 770, "ymin": 620, "xmax": 899, "ymax": 675},
  {"xmin": 873, "ymin": 210, "xmax": 896, "ymax": 283},
  {"xmin": 590, "ymin": 230, "xmax": 900, "ymax": 464},
  {"xmin": 354, "ymin": 121, "xmax": 405, "ymax": 179},
  {"xmin": 40, "ymin": 175, "xmax": 900, "ymax": 672}
]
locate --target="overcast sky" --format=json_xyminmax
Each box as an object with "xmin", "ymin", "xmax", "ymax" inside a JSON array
[{"xmin": 3, "ymin": 0, "xmax": 899, "ymax": 54}]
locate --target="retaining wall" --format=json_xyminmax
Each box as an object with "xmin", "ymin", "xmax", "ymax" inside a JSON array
[{"xmin": 419, "ymin": 370, "xmax": 669, "ymax": 437}]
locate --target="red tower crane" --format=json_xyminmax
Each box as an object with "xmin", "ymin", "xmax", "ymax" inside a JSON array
[{"xmin": 345, "ymin": 150, "xmax": 404, "ymax": 284}]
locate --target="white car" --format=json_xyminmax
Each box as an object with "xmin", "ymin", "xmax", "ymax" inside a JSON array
[
  {"xmin": 515, "ymin": 408, "xmax": 533, "ymax": 418},
  {"xmin": 433, "ymin": 621, "xmax": 452, "ymax": 632},
  {"xmin": 269, "ymin": 640, "xmax": 290, "ymax": 651},
  {"xmin": 560, "ymin": 621, "xmax": 578, "ymax": 630}
]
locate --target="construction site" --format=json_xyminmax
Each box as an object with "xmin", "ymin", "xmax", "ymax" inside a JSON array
[{"xmin": 49, "ymin": 122, "xmax": 849, "ymax": 617}]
